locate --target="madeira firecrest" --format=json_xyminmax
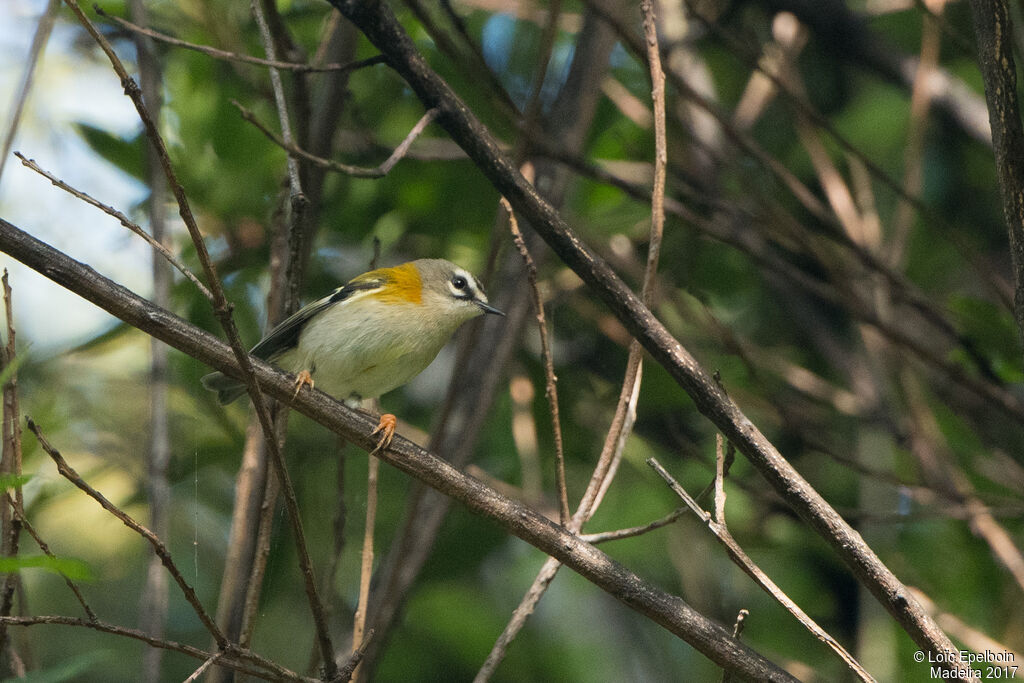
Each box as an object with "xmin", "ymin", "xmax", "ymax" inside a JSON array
[{"xmin": 201, "ymin": 258, "xmax": 503, "ymax": 448}]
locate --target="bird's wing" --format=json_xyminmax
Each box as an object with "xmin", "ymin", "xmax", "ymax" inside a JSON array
[{"xmin": 249, "ymin": 274, "xmax": 385, "ymax": 360}]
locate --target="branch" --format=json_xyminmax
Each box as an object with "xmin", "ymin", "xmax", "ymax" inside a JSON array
[
  {"xmin": 0, "ymin": 271, "xmax": 24, "ymax": 668},
  {"xmin": 232, "ymin": 100, "xmax": 439, "ymax": 177},
  {"xmin": 579, "ymin": 507, "xmax": 687, "ymax": 544},
  {"xmin": 501, "ymin": 199, "xmax": 569, "ymax": 524},
  {"xmin": 13, "ymin": 153, "xmax": 211, "ymax": 301},
  {"xmin": 96, "ymin": 8, "xmax": 386, "ymax": 74},
  {"xmin": 966, "ymin": 0, "xmax": 1024, "ymax": 346},
  {"xmin": 647, "ymin": 457, "xmax": 875, "ymax": 682},
  {"xmin": 0, "ymin": 216, "xmax": 797, "ymax": 682},
  {"xmin": 0, "ymin": 615, "xmax": 315, "ymax": 681},
  {"xmin": 323, "ymin": 2, "xmax": 968, "ymax": 675}
]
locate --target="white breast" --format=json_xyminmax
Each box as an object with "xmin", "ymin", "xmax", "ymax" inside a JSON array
[{"xmin": 273, "ymin": 296, "xmax": 462, "ymax": 404}]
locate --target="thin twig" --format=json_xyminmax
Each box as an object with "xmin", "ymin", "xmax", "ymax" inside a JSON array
[
  {"xmin": 647, "ymin": 457, "xmax": 875, "ymax": 682},
  {"xmin": 26, "ymin": 418, "xmax": 228, "ymax": 646},
  {"xmin": 0, "ymin": 272, "xmax": 23, "ymax": 665},
  {"xmin": 183, "ymin": 652, "xmax": 224, "ymax": 683},
  {"xmin": 721, "ymin": 609, "xmax": 749, "ymax": 683},
  {"xmin": 713, "ymin": 435, "xmax": 727, "ymax": 524},
  {"xmin": 13, "ymin": 153, "xmax": 212, "ymax": 300},
  {"xmin": 219, "ymin": 0, "xmax": 319, "ymax": 657},
  {"xmin": 96, "ymin": 8, "xmax": 386, "ymax": 74},
  {"xmin": 501, "ymin": 199, "xmax": 569, "ymax": 524},
  {"xmin": 351, "ymin": 457, "xmax": 378, "ymax": 675},
  {"xmin": 250, "ymin": 0, "xmax": 307, "ymax": 221},
  {"xmin": 0, "ymin": 615, "xmax": 315, "ymax": 681},
  {"xmin": 233, "ymin": 100, "xmax": 439, "ymax": 178},
  {"xmin": 580, "ymin": 507, "xmax": 688, "ymax": 544},
  {"xmin": 59, "ymin": 2, "xmax": 338, "ymax": 674},
  {"xmin": 212, "ymin": 418, "xmax": 270, "ymax": 655},
  {"xmin": 238, "ymin": 453, "xmax": 282, "ymax": 648},
  {"xmin": 890, "ymin": 9, "xmax": 942, "ymax": 265}
]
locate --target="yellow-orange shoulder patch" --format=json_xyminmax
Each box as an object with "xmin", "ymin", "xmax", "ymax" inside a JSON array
[{"xmin": 368, "ymin": 262, "xmax": 422, "ymax": 305}]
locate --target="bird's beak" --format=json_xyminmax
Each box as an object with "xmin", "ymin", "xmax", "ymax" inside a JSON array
[{"xmin": 476, "ymin": 300, "xmax": 505, "ymax": 316}]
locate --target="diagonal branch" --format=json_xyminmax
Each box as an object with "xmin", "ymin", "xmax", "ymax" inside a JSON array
[
  {"xmin": 232, "ymin": 100, "xmax": 439, "ymax": 178},
  {"xmin": 26, "ymin": 418, "xmax": 226, "ymax": 646},
  {"xmin": 502, "ymin": 199, "xmax": 569, "ymax": 524},
  {"xmin": 95, "ymin": 8, "xmax": 386, "ymax": 74},
  {"xmin": 966, "ymin": 0, "xmax": 1024, "ymax": 347},
  {"xmin": 648, "ymin": 456, "xmax": 875, "ymax": 682},
  {"xmin": 0, "ymin": 615, "xmax": 314, "ymax": 681},
  {"xmin": 323, "ymin": 2, "xmax": 969, "ymax": 677},
  {"xmin": 13, "ymin": 152, "xmax": 211, "ymax": 301},
  {"xmin": 0, "ymin": 215, "xmax": 797, "ymax": 682}
]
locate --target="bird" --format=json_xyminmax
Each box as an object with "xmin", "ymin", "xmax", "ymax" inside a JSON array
[{"xmin": 201, "ymin": 258, "xmax": 504, "ymax": 450}]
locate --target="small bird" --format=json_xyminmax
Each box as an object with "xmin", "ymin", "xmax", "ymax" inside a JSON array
[{"xmin": 202, "ymin": 258, "xmax": 503, "ymax": 449}]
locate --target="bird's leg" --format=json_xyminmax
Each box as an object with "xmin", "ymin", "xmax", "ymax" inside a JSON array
[
  {"xmin": 370, "ymin": 413, "xmax": 397, "ymax": 452},
  {"xmin": 292, "ymin": 369, "xmax": 314, "ymax": 398}
]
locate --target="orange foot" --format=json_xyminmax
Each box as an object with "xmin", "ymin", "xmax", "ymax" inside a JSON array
[
  {"xmin": 292, "ymin": 369, "xmax": 314, "ymax": 398},
  {"xmin": 370, "ymin": 413, "xmax": 397, "ymax": 452}
]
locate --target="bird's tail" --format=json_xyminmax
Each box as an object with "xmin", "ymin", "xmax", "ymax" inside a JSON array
[{"xmin": 200, "ymin": 372, "xmax": 248, "ymax": 405}]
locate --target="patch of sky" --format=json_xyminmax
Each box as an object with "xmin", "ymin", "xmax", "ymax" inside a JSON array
[
  {"xmin": 1, "ymin": 1, "xmax": 154, "ymax": 351},
  {"xmin": 481, "ymin": 13, "xmax": 576, "ymax": 113}
]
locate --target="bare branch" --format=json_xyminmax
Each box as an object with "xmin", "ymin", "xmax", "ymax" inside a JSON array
[
  {"xmin": 580, "ymin": 507, "xmax": 688, "ymax": 544},
  {"xmin": 96, "ymin": 8, "xmax": 386, "ymax": 74},
  {"xmin": 250, "ymin": 0, "xmax": 306, "ymax": 214},
  {"xmin": 966, "ymin": 0, "xmax": 1024, "ymax": 345},
  {"xmin": 232, "ymin": 100, "xmax": 440, "ymax": 178},
  {"xmin": 0, "ymin": 615, "xmax": 315, "ymax": 681},
  {"xmin": 909, "ymin": 588, "xmax": 1024, "ymax": 670},
  {"xmin": 13, "ymin": 152, "xmax": 212, "ymax": 301},
  {"xmin": 351, "ymin": 457, "xmax": 379, "ymax": 673},
  {"xmin": 476, "ymin": 7, "xmax": 668, "ymax": 669},
  {"xmin": 0, "ymin": 271, "xmax": 24, "ymax": 667},
  {"xmin": 501, "ymin": 199, "xmax": 569, "ymax": 524},
  {"xmin": 336, "ymin": 629, "xmax": 373, "ymax": 683},
  {"xmin": 648, "ymin": 457, "xmax": 875, "ymax": 682},
  {"xmin": 183, "ymin": 652, "xmax": 224, "ymax": 683}
]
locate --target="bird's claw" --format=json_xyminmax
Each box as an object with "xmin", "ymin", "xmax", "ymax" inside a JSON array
[
  {"xmin": 292, "ymin": 370, "xmax": 314, "ymax": 398},
  {"xmin": 371, "ymin": 413, "xmax": 397, "ymax": 453}
]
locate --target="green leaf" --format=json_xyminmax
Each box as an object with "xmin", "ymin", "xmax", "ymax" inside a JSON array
[
  {"xmin": 73, "ymin": 123, "xmax": 146, "ymax": 182},
  {"xmin": 0, "ymin": 348, "xmax": 28, "ymax": 388},
  {"xmin": 0, "ymin": 474, "xmax": 31, "ymax": 492},
  {"xmin": 0, "ymin": 555, "xmax": 93, "ymax": 581}
]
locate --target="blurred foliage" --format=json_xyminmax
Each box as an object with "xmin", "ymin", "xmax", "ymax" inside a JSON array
[{"xmin": 4, "ymin": 0, "xmax": 1024, "ymax": 681}]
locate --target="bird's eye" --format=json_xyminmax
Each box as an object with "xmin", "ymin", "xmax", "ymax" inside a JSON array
[{"xmin": 452, "ymin": 275, "xmax": 468, "ymax": 290}]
